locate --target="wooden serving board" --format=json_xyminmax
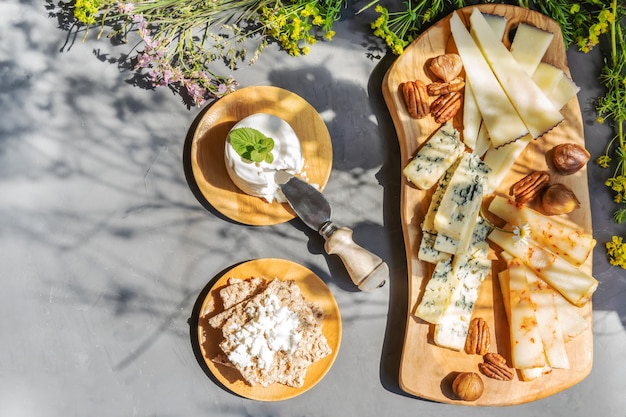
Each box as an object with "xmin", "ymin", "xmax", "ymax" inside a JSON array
[{"xmin": 382, "ymin": 4, "xmax": 593, "ymax": 405}]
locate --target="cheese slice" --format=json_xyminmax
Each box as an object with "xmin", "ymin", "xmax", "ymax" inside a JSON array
[
  {"xmin": 526, "ymin": 269, "xmax": 570, "ymax": 369},
  {"xmin": 488, "ymin": 228, "xmax": 598, "ymax": 307},
  {"xmin": 418, "ymin": 160, "xmax": 459, "ymax": 264},
  {"xmin": 482, "ymin": 135, "xmax": 532, "ymax": 194},
  {"xmin": 532, "ymin": 62, "xmax": 564, "ymax": 96},
  {"xmin": 403, "ymin": 122, "xmax": 463, "ymax": 190},
  {"xmin": 508, "ymin": 258, "xmax": 546, "ymax": 369},
  {"xmin": 463, "ymin": 13, "xmax": 507, "ymax": 151},
  {"xmin": 434, "ymin": 152, "xmax": 490, "ymax": 240},
  {"xmin": 434, "ymin": 253, "xmax": 491, "ymax": 350},
  {"xmin": 488, "ymin": 195, "xmax": 596, "ymax": 267},
  {"xmin": 510, "ymin": 22, "xmax": 554, "ymax": 76},
  {"xmin": 469, "ymin": 9, "xmax": 564, "ymax": 140},
  {"xmin": 414, "ymin": 258, "xmax": 459, "ymax": 324},
  {"xmin": 546, "ymin": 72, "xmax": 581, "ymax": 110},
  {"xmin": 498, "ymin": 269, "xmax": 552, "ymax": 381},
  {"xmin": 450, "ymin": 11, "xmax": 529, "ymax": 147},
  {"xmin": 462, "ymin": 79, "xmax": 481, "ymax": 150}
]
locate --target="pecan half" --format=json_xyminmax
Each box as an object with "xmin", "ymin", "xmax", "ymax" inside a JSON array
[
  {"xmin": 464, "ymin": 317, "xmax": 490, "ymax": 355},
  {"xmin": 430, "ymin": 91, "xmax": 462, "ymax": 124},
  {"xmin": 427, "ymin": 77, "xmax": 465, "ymax": 96},
  {"xmin": 401, "ymin": 80, "xmax": 429, "ymax": 119},
  {"xmin": 510, "ymin": 171, "xmax": 550, "ymax": 203},
  {"xmin": 479, "ymin": 353, "xmax": 514, "ymax": 381}
]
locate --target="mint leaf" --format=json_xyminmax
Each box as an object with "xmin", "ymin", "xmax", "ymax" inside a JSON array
[{"xmin": 228, "ymin": 127, "xmax": 275, "ymax": 163}]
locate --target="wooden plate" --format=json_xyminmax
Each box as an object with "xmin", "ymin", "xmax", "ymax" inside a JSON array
[
  {"xmin": 196, "ymin": 258, "xmax": 342, "ymax": 401},
  {"xmin": 382, "ymin": 4, "xmax": 593, "ymax": 405},
  {"xmin": 190, "ymin": 86, "xmax": 333, "ymax": 226}
]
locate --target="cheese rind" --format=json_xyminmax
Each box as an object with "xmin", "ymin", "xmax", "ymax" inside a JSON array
[{"xmin": 403, "ymin": 122, "xmax": 464, "ymax": 190}]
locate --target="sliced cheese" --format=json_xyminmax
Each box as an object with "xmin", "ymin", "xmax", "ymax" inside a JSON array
[
  {"xmin": 418, "ymin": 160, "xmax": 459, "ymax": 264},
  {"xmin": 434, "ymin": 152, "xmax": 490, "ymax": 240},
  {"xmin": 508, "ymin": 257, "xmax": 546, "ymax": 369},
  {"xmin": 434, "ymin": 253, "xmax": 491, "ymax": 350},
  {"xmin": 526, "ymin": 269, "xmax": 570, "ymax": 369},
  {"xmin": 483, "ymin": 13, "xmax": 508, "ymax": 40},
  {"xmin": 498, "ymin": 269, "xmax": 552, "ymax": 381},
  {"xmin": 532, "ymin": 62, "xmax": 564, "ymax": 96},
  {"xmin": 488, "ymin": 195, "xmax": 596, "ymax": 267},
  {"xmin": 482, "ymin": 135, "xmax": 532, "ymax": 194},
  {"xmin": 462, "ymin": 79, "xmax": 481, "ymax": 150},
  {"xmin": 488, "ymin": 228, "xmax": 598, "ymax": 307},
  {"xmin": 546, "ymin": 72, "xmax": 581, "ymax": 110},
  {"xmin": 464, "ymin": 13, "xmax": 507, "ymax": 152},
  {"xmin": 450, "ymin": 11, "xmax": 529, "ymax": 147},
  {"xmin": 403, "ymin": 122, "xmax": 464, "ymax": 190},
  {"xmin": 510, "ymin": 22, "xmax": 554, "ymax": 76},
  {"xmin": 469, "ymin": 9, "xmax": 564, "ymax": 140},
  {"xmin": 414, "ymin": 258, "xmax": 458, "ymax": 324}
]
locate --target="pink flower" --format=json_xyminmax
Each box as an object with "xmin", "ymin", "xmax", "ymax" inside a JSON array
[
  {"xmin": 117, "ymin": 1, "xmax": 134, "ymax": 14},
  {"xmin": 135, "ymin": 53, "xmax": 151, "ymax": 68}
]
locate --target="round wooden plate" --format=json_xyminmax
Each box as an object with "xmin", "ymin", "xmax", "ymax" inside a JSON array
[
  {"xmin": 382, "ymin": 4, "xmax": 592, "ymax": 406},
  {"xmin": 190, "ymin": 86, "xmax": 333, "ymax": 226},
  {"xmin": 196, "ymin": 258, "xmax": 342, "ymax": 401}
]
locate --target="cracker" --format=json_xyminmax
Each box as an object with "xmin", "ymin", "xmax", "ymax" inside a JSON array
[{"xmin": 208, "ymin": 278, "xmax": 331, "ymax": 387}]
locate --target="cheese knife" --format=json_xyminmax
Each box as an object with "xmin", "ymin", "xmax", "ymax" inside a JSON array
[{"xmin": 277, "ymin": 172, "xmax": 388, "ymax": 291}]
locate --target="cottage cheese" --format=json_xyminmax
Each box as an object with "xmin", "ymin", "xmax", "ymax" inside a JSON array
[
  {"xmin": 225, "ymin": 293, "xmax": 302, "ymax": 371},
  {"xmin": 224, "ymin": 113, "xmax": 304, "ymax": 203}
]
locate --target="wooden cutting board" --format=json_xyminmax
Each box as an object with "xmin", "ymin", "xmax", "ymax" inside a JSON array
[{"xmin": 382, "ymin": 4, "xmax": 593, "ymax": 405}]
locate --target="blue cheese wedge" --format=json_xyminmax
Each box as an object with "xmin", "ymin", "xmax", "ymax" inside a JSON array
[
  {"xmin": 433, "ymin": 253, "xmax": 491, "ymax": 350},
  {"xmin": 403, "ymin": 122, "xmax": 464, "ymax": 190},
  {"xmin": 414, "ymin": 258, "xmax": 459, "ymax": 324},
  {"xmin": 417, "ymin": 160, "xmax": 459, "ymax": 264},
  {"xmin": 434, "ymin": 153, "xmax": 490, "ymax": 241}
]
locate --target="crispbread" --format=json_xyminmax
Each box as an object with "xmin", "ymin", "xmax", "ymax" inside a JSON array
[
  {"xmin": 208, "ymin": 277, "xmax": 331, "ymax": 387},
  {"xmin": 219, "ymin": 276, "xmax": 267, "ymax": 309}
]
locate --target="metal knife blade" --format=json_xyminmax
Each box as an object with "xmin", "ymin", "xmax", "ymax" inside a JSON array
[
  {"xmin": 278, "ymin": 173, "xmax": 331, "ymax": 232},
  {"xmin": 277, "ymin": 173, "xmax": 387, "ymax": 291}
]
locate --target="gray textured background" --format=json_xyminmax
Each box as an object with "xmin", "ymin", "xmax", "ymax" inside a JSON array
[{"xmin": 1, "ymin": 1, "xmax": 624, "ymax": 416}]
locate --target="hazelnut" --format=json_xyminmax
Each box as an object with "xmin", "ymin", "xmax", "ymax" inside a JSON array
[
  {"xmin": 429, "ymin": 54, "xmax": 463, "ymax": 82},
  {"xmin": 551, "ymin": 143, "xmax": 590, "ymax": 175},
  {"xmin": 452, "ymin": 372, "xmax": 484, "ymax": 401},
  {"xmin": 540, "ymin": 183, "xmax": 581, "ymax": 215}
]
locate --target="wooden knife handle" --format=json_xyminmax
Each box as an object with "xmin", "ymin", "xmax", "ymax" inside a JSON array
[{"xmin": 323, "ymin": 226, "xmax": 388, "ymax": 291}]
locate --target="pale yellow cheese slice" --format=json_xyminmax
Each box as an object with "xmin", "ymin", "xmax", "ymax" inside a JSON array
[
  {"xmin": 450, "ymin": 11, "xmax": 529, "ymax": 147},
  {"xmin": 469, "ymin": 8, "xmax": 563, "ymax": 140},
  {"xmin": 510, "ymin": 22, "xmax": 554, "ymax": 76}
]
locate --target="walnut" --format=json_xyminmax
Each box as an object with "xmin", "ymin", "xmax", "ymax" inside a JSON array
[
  {"xmin": 401, "ymin": 80, "xmax": 429, "ymax": 119},
  {"xmin": 429, "ymin": 54, "xmax": 463, "ymax": 82},
  {"xmin": 479, "ymin": 353, "xmax": 514, "ymax": 381},
  {"xmin": 464, "ymin": 317, "xmax": 490, "ymax": 355},
  {"xmin": 427, "ymin": 77, "xmax": 465, "ymax": 96},
  {"xmin": 430, "ymin": 91, "xmax": 462, "ymax": 124},
  {"xmin": 551, "ymin": 143, "xmax": 590, "ymax": 175},
  {"xmin": 510, "ymin": 171, "xmax": 550, "ymax": 203},
  {"xmin": 452, "ymin": 372, "xmax": 484, "ymax": 401}
]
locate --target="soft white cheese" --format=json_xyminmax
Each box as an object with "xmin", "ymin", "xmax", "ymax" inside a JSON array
[
  {"xmin": 225, "ymin": 293, "xmax": 302, "ymax": 371},
  {"xmin": 224, "ymin": 113, "xmax": 304, "ymax": 203}
]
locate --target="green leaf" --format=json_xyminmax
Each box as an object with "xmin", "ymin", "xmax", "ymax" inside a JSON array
[{"xmin": 228, "ymin": 127, "xmax": 275, "ymax": 163}]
